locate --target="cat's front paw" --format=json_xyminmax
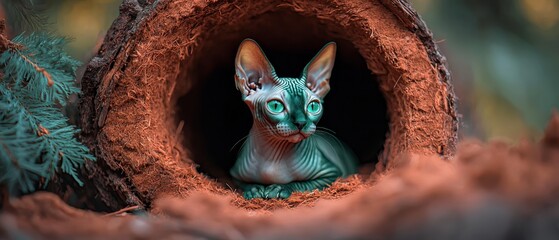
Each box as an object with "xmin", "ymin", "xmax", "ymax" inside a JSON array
[
  {"xmin": 242, "ymin": 184, "xmax": 265, "ymax": 200},
  {"xmin": 263, "ymin": 184, "xmax": 292, "ymax": 199}
]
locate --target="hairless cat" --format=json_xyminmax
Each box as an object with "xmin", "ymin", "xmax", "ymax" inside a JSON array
[{"xmin": 230, "ymin": 39, "xmax": 357, "ymax": 199}]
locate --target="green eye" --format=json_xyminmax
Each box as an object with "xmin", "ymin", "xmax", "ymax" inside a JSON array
[
  {"xmin": 267, "ymin": 100, "xmax": 285, "ymax": 113},
  {"xmin": 307, "ymin": 101, "xmax": 321, "ymax": 114}
]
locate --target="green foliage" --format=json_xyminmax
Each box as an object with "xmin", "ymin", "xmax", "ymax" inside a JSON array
[
  {"xmin": 1, "ymin": 0, "xmax": 47, "ymax": 34},
  {"xmin": 0, "ymin": 32, "xmax": 95, "ymax": 194},
  {"xmin": 413, "ymin": 0, "xmax": 559, "ymax": 137}
]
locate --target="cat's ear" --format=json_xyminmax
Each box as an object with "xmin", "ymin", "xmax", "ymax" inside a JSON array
[
  {"xmin": 303, "ymin": 42, "xmax": 336, "ymax": 99},
  {"xmin": 235, "ymin": 39, "xmax": 276, "ymax": 99}
]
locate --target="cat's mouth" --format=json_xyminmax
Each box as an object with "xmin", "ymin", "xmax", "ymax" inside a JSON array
[{"xmin": 286, "ymin": 131, "xmax": 311, "ymax": 143}]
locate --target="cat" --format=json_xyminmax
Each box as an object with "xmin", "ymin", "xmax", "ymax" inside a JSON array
[{"xmin": 230, "ymin": 39, "xmax": 357, "ymax": 199}]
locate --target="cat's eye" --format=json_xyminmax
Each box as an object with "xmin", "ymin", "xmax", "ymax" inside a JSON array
[
  {"xmin": 307, "ymin": 101, "xmax": 321, "ymax": 114},
  {"xmin": 267, "ymin": 100, "xmax": 285, "ymax": 113}
]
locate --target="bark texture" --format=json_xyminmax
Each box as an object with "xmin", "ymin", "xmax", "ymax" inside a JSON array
[{"xmin": 79, "ymin": 0, "xmax": 458, "ymax": 210}]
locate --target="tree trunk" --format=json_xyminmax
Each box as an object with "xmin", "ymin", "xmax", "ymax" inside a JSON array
[{"xmin": 78, "ymin": 0, "xmax": 458, "ymax": 211}]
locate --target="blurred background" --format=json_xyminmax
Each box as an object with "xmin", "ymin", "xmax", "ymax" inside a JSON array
[
  {"xmin": 412, "ymin": 0, "xmax": 559, "ymax": 140},
  {"xmin": 2, "ymin": 0, "xmax": 557, "ymax": 141}
]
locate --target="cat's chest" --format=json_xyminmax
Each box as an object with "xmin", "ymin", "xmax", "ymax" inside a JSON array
[
  {"xmin": 241, "ymin": 149, "xmax": 316, "ymax": 184},
  {"xmin": 255, "ymin": 160, "xmax": 297, "ymax": 184}
]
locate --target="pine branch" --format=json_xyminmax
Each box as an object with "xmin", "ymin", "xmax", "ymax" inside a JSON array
[
  {"xmin": 0, "ymin": 86, "xmax": 48, "ymax": 193},
  {"xmin": 0, "ymin": 0, "xmax": 48, "ymax": 35},
  {"xmin": 0, "ymin": 21, "xmax": 22, "ymax": 53},
  {"xmin": 14, "ymin": 50, "xmax": 54, "ymax": 87},
  {"xmin": 0, "ymin": 32, "xmax": 95, "ymax": 195},
  {"xmin": 0, "ymin": 33, "xmax": 81, "ymax": 106}
]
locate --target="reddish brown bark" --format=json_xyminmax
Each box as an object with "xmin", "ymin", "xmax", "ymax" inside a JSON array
[{"xmin": 78, "ymin": 0, "xmax": 457, "ymax": 210}]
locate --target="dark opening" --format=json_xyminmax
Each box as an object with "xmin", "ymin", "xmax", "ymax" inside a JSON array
[{"xmin": 176, "ymin": 10, "xmax": 388, "ymax": 181}]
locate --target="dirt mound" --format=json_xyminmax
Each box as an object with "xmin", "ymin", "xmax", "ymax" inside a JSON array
[{"xmin": 2, "ymin": 113, "xmax": 558, "ymax": 239}]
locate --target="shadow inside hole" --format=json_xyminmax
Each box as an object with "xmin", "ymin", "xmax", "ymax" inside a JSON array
[{"xmin": 175, "ymin": 9, "xmax": 388, "ymax": 181}]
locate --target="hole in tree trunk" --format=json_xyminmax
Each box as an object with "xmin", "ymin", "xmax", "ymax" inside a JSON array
[{"xmin": 175, "ymin": 9, "xmax": 388, "ymax": 182}]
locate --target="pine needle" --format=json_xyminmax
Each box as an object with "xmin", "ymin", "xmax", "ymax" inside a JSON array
[
  {"xmin": 0, "ymin": 0, "xmax": 48, "ymax": 35},
  {"xmin": 0, "ymin": 32, "xmax": 95, "ymax": 195}
]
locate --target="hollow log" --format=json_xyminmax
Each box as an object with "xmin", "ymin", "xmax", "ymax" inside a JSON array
[{"xmin": 79, "ymin": 0, "xmax": 458, "ymax": 210}]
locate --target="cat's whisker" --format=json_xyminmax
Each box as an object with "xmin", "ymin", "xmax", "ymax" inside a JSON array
[
  {"xmin": 316, "ymin": 129, "xmax": 337, "ymax": 136},
  {"xmin": 316, "ymin": 130, "xmax": 344, "ymax": 146},
  {"xmin": 230, "ymin": 135, "xmax": 249, "ymax": 152},
  {"xmin": 316, "ymin": 127, "xmax": 336, "ymax": 134}
]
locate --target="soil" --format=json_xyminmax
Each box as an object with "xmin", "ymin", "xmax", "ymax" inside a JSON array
[{"xmin": 2, "ymin": 113, "xmax": 559, "ymax": 239}]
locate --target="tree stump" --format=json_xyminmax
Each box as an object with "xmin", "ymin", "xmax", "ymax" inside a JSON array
[{"xmin": 79, "ymin": 0, "xmax": 458, "ymax": 210}]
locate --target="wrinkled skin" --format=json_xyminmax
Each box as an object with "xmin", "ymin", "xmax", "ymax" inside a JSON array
[{"xmin": 231, "ymin": 39, "xmax": 357, "ymax": 199}]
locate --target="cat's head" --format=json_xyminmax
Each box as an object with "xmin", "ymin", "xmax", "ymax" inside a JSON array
[{"xmin": 234, "ymin": 39, "xmax": 336, "ymax": 143}]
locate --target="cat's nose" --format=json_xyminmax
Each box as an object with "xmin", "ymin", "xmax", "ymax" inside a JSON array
[{"xmin": 294, "ymin": 121, "xmax": 305, "ymax": 130}]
